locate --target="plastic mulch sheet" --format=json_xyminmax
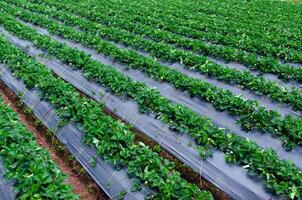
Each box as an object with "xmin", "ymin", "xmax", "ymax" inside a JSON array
[{"xmin": 0, "ymin": 158, "xmax": 15, "ymax": 200}]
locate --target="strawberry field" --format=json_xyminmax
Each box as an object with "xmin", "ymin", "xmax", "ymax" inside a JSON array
[{"xmin": 0, "ymin": 0, "xmax": 301, "ymax": 199}]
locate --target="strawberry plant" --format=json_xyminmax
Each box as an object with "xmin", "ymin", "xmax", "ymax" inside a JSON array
[{"xmin": 0, "ymin": 97, "xmax": 78, "ymax": 199}]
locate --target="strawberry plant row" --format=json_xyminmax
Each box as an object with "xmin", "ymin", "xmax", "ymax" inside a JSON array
[
  {"xmin": 91, "ymin": 0, "xmax": 302, "ymax": 48},
  {"xmin": 81, "ymin": 0, "xmax": 302, "ymax": 53},
  {"xmin": 74, "ymin": 0, "xmax": 302, "ymax": 82},
  {"xmin": 43, "ymin": 0, "xmax": 302, "ymax": 62},
  {"xmin": 3, "ymin": 8, "xmax": 302, "ymax": 150},
  {"xmin": 0, "ymin": 33, "xmax": 214, "ymax": 200},
  {"xmin": 170, "ymin": 0, "xmax": 302, "ymax": 31},
  {"xmin": 0, "ymin": 95, "xmax": 78, "ymax": 199},
  {"xmin": 13, "ymin": 0, "xmax": 302, "ymax": 86},
  {"xmin": 3, "ymin": 6, "xmax": 302, "ymax": 150},
  {"xmin": 91, "ymin": 0, "xmax": 302, "ymax": 36},
  {"xmin": 1, "ymin": 13, "xmax": 302, "ymax": 199},
  {"xmin": 86, "ymin": 0, "xmax": 302, "ymax": 62},
  {"xmin": 13, "ymin": 0, "xmax": 302, "ymax": 112}
]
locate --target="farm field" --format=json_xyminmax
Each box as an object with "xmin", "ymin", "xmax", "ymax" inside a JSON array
[{"xmin": 0, "ymin": 0, "xmax": 301, "ymax": 199}]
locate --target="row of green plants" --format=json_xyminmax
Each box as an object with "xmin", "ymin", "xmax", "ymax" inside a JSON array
[
  {"xmin": 3, "ymin": 5, "xmax": 302, "ymax": 151},
  {"xmin": 0, "ymin": 95, "xmax": 78, "ymax": 199},
  {"xmin": 95, "ymin": 0, "xmax": 302, "ymax": 61},
  {"xmin": 16, "ymin": 0, "xmax": 302, "ymax": 111},
  {"xmin": 94, "ymin": 0, "xmax": 302, "ymax": 74},
  {"xmin": 15, "ymin": 0, "xmax": 302, "ymax": 85},
  {"xmin": 168, "ymin": 0, "xmax": 302, "ymax": 36},
  {"xmin": 53, "ymin": 0, "xmax": 302, "ymax": 62},
  {"xmin": 1, "ymin": 11, "xmax": 302, "ymax": 199},
  {"xmin": 0, "ymin": 34, "xmax": 214, "ymax": 200},
  {"xmin": 163, "ymin": 0, "xmax": 302, "ymax": 48},
  {"xmin": 94, "ymin": 0, "xmax": 302, "ymax": 48},
  {"xmin": 86, "ymin": 0, "xmax": 302, "ymax": 81},
  {"xmin": 3, "ymin": 2, "xmax": 302, "ymax": 149},
  {"xmin": 82, "ymin": 0, "xmax": 302, "ymax": 53}
]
